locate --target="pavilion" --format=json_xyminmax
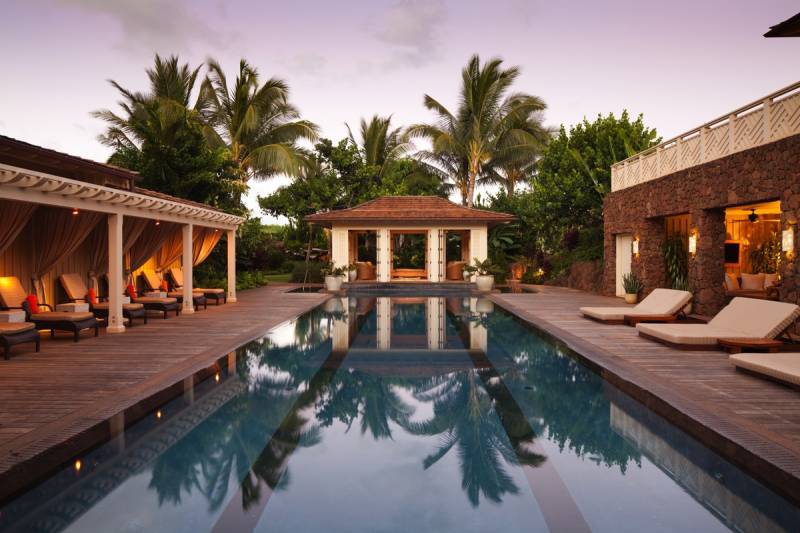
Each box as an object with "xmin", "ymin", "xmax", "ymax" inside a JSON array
[
  {"xmin": 305, "ymin": 196, "xmax": 514, "ymax": 282},
  {"xmin": 0, "ymin": 135, "xmax": 243, "ymax": 334}
]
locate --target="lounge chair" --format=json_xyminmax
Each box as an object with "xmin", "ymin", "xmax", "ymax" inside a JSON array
[
  {"xmin": 0, "ymin": 322, "xmax": 40, "ymax": 360},
  {"xmin": 139, "ymin": 269, "xmax": 205, "ymax": 310},
  {"xmin": 168, "ymin": 267, "xmax": 225, "ymax": 305},
  {"xmin": 125, "ymin": 271, "xmax": 179, "ymax": 319},
  {"xmin": 0, "ymin": 276, "xmax": 98, "ymax": 342},
  {"xmin": 59, "ymin": 273, "xmax": 147, "ymax": 327},
  {"xmin": 637, "ymin": 297, "xmax": 800, "ymax": 350},
  {"xmin": 730, "ymin": 353, "xmax": 800, "ymax": 390},
  {"xmin": 580, "ymin": 288, "xmax": 693, "ymax": 325}
]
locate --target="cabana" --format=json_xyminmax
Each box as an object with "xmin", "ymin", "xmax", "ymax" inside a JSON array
[
  {"xmin": 305, "ymin": 196, "xmax": 514, "ymax": 282},
  {"xmin": 0, "ymin": 135, "xmax": 243, "ymax": 334}
]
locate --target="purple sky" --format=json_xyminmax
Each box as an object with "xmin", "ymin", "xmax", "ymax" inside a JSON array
[{"xmin": 1, "ymin": 0, "xmax": 798, "ymax": 220}]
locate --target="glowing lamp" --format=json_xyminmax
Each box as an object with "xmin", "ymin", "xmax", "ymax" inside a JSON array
[
  {"xmin": 72, "ymin": 208, "xmax": 79, "ymax": 216},
  {"xmin": 688, "ymin": 232, "xmax": 698, "ymax": 255},
  {"xmin": 783, "ymin": 227, "xmax": 794, "ymax": 257},
  {"xmin": 74, "ymin": 459, "xmax": 82, "ymax": 472},
  {"xmin": 631, "ymin": 238, "xmax": 640, "ymax": 256}
]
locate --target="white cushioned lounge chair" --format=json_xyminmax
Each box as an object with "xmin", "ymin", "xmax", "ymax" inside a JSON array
[
  {"xmin": 168, "ymin": 267, "xmax": 226, "ymax": 305},
  {"xmin": 140, "ymin": 269, "xmax": 205, "ymax": 310},
  {"xmin": 730, "ymin": 353, "xmax": 800, "ymax": 389},
  {"xmin": 580, "ymin": 288, "xmax": 692, "ymax": 325},
  {"xmin": 637, "ymin": 297, "xmax": 800, "ymax": 350}
]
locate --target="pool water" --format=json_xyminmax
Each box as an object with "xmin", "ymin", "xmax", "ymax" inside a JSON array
[{"xmin": 2, "ymin": 295, "xmax": 798, "ymax": 532}]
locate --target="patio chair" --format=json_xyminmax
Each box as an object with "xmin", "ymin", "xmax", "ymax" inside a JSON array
[
  {"xmin": 168, "ymin": 267, "xmax": 226, "ymax": 305},
  {"xmin": 446, "ymin": 261, "xmax": 466, "ymax": 281},
  {"xmin": 126, "ymin": 271, "xmax": 179, "ymax": 319},
  {"xmin": 729, "ymin": 352, "xmax": 800, "ymax": 390},
  {"xmin": 580, "ymin": 289, "xmax": 692, "ymax": 325},
  {"xmin": 0, "ymin": 322, "xmax": 40, "ymax": 360},
  {"xmin": 59, "ymin": 273, "xmax": 147, "ymax": 327},
  {"xmin": 637, "ymin": 297, "xmax": 800, "ymax": 350},
  {"xmin": 140, "ymin": 269, "xmax": 206, "ymax": 310},
  {"xmin": 0, "ymin": 276, "xmax": 98, "ymax": 342}
]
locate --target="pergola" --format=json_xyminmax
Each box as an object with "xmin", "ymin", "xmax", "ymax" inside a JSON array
[
  {"xmin": 306, "ymin": 196, "xmax": 514, "ymax": 282},
  {"xmin": 0, "ymin": 135, "xmax": 243, "ymax": 333}
]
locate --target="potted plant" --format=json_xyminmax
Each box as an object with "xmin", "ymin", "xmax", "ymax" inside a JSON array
[
  {"xmin": 465, "ymin": 258, "xmax": 502, "ymax": 292},
  {"xmin": 321, "ymin": 262, "xmax": 346, "ymax": 291},
  {"xmin": 346, "ymin": 263, "xmax": 357, "ymax": 282},
  {"xmin": 621, "ymin": 272, "xmax": 643, "ymax": 304}
]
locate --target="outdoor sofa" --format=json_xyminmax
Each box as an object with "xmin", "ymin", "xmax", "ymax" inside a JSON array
[
  {"xmin": 0, "ymin": 276, "xmax": 98, "ymax": 342},
  {"xmin": 59, "ymin": 273, "xmax": 147, "ymax": 327},
  {"xmin": 580, "ymin": 288, "xmax": 692, "ymax": 325},
  {"xmin": 168, "ymin": 267, "xmax": 226, "ymax": 305},
  {"xmin": 637, "ymin": 297, "xmax": 800, "ymax": 350},
  {"xmin": 140, "ymin": 268, "xmax": 206, "ymax": 310}
]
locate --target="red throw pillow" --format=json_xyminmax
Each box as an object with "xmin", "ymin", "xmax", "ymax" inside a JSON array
[
  {"xmin": 127, "ymin": 283, "xmax": 137, "ymax": 299},
  {"xmin": 88, "ymin": 287, "xmax": 98, "ymax": 304},
  {"xmin": 161, "ymin": 279, "xmax": 169, "ymax": 291},
  {"xmin": 26, "ymin": 294, "xmax": 40, "ymax": 314}
]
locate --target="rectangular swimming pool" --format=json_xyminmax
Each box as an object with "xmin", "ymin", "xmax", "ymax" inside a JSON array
[{"xmin": 1, "ymin": 295, "xmax": 798, "ymax": 532}]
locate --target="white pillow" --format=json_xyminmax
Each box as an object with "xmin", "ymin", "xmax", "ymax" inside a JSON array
[
  {"xmin": 741, "ymin": 273, "xmax": 765, "ymax": 291},
  {"xmin": 763, "ymin": 273, "xmax": 778, "ymax": 288},
  {"xmin": 724, "ymin": 273, "xmax": 740, "ymax": 291}
]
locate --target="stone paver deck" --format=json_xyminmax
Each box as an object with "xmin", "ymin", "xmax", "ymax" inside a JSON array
[{"xmin": 491, "ymin": 286, "xmax": 800, "ymax": 505}]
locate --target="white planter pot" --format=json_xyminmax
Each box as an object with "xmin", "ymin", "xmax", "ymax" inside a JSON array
[
  {"xmin": 624, "ymin": 293, "xmax": 638, "ymax": 304},
  {"xmin": 348, "ymin": 270, "xmax": 357, "ymax": 282},
  {"xmin": 325, "ymin": 275, "xmax": 343, "ymax": 291},
  {"xmin": 475, "ymin": 275, "xmax": 495, "ymax": 292}
]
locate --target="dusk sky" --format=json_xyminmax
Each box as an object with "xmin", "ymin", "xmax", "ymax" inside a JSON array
[{"xmin": 1, "ymin": 0, "xmax": 798, "ymax": 220}]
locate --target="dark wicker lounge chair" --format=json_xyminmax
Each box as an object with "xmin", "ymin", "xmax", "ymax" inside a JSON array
[
  {"xmin": 0, "ymin": 322, "xmax": 40, "ymax": 360},
  {"xmin": 168, "ymin": 267, "xmax": 226, "ymax": 305},
  {"xmin": 139, "ymin": 269, "xmax": 205, "ymax": 310},
  {"xmin": 59, "ymin": 273, "xmax": 147, "ymax": 327}
]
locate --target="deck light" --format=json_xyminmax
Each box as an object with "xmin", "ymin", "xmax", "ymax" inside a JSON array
[
  {"xmin": 783, "ymin": 227, "xmax": 794, "ymax": 258},
  {"xmin": 688, "ymin": 231, "xmax": 698, "ymax": 256}
]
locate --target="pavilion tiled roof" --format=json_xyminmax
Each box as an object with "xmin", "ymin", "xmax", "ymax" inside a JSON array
[{"xmin": 305, "ymin": 196, "xmax": 515, "ymax": 226}]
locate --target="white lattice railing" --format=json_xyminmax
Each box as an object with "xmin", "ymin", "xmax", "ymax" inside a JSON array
[{"xmin": 611, "ymin": 81, "xmax": 800, "ymax": 192}]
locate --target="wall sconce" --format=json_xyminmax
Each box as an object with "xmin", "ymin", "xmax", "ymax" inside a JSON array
[
  {"xmin": 631, "ymin": 237, "xmax": 640, "ymax": 257},
  {"xmin": 72, "ymin": 208, "xmax": 79, "ymax": 216},
  {"xmin": 688, "ymin": 231, "xmax": 698, "ymax": 256},
  {"xmin": 783, "ymin": 227, "xmax": 795, "ymax": 258}
]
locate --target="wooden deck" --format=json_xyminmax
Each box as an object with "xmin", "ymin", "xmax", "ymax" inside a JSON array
[
  {"xmin": 491, "ymin": 286, "xmax": 800, "ymax": 504},
  {"xmin": 0, "ymin": 285, "xmax": 327, "ymax": 486}
]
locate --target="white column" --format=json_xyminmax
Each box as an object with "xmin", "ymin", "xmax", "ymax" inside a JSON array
[
  {"xmin": 426, "ymin": 297, "xmax": 442, "ymax": 350},
  {"xmin": 331, "ymin": 226, "xmax": 349, "ymax": 269},
  {"xmin": 469, "ymin": 226, "xmax": 488, "ymax": 282},
  {"xmin": 377, "ymin": 228, "xmax": 391, "ymax": 282},
  {"xmin": 427, "ymin": 228, "xmax": 440, "ymax": 282},
  {"xmin": 377, "ymin": 297, "xmax": 391, "ymax": 350},
  {"xmin": 107, "ymin": 213, "xmax": 125, "ymax": 333},
  {"xmin": 182, "ymin": 224, "xmax": 194, "ymax": 314},
  {"xmin": 226, "ymin": 229, "xmax": 237, "ymax": 303}
]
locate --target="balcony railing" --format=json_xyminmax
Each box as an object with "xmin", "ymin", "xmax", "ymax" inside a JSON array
[{"xmin": 610, "ymin": 81, "xmax": 800, "ymax": 192}]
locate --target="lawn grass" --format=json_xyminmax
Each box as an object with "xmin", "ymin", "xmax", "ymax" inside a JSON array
[{"xmin": 264, "ymin": 272, "xmax": 292, "ymax": 283}]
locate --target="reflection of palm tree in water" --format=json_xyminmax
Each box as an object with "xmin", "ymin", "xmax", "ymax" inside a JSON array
[{"xmin": 407, "ymin": 369, "xmax": 545, "ymax": 506}]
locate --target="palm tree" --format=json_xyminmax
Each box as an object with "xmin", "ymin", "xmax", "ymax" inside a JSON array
[
  {"xmin": 406, "ymin": 55, "xmax": 547, "ymax": 206},
  {"xmin": 201, "ymin": 58, "xmax": 319, "ymax": 183},
  {"xmin": 346, "ymin": 115, "xmax": 410, "ymax": 175},
  {"xmin": 93, "ymin": 54, "xmax": 206, "ymax": 151}
]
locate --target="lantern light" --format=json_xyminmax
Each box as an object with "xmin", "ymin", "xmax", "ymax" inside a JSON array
[
  {"xmin": 72, "ymin": 208, "xmax": 79, "ymax": 216},
  {"xmin": 783, "ymin": 227, "xmax": 794, "ymax": 257},
  {"xmin": 688, "ymin": 232, "xmax": 698, "ymax": 255},
  {"xmin": 631, "ymin": 238, "xmax": 640, "ymax": 257}
]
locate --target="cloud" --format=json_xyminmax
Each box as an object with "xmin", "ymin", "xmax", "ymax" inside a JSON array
[
  {"xmin": 281, "ymin": 53, "xmax": 328, "ymax": 77},
  {"xmin": 373, "ymin": 0, "xmax": 446, "ymax": 66},
  {"xmin": 54, "ymin": 0, "xmax": 236, "ymax": 53}
]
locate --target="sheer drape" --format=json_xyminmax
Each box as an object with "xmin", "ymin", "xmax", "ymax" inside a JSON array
[
  {"xmin": 192, "ymin": 227, "xmax": 223, "ymax": 266},
  {"xmin": 128, "ymin": 221, "xmax": 180, "ymax": 276},
  {"xmin": 87, "ymin": 217, "xmax": 150, "ymax": 290},
  {"xmin": 0, "ymin": 200, "xmax": 37, "ymax": 256},
  {"xmin": 30, "ymin": 207, "xmax": 103, "ymax": 302},
  {"xmin": 155, "ymin": 230, "xmax": 184, "ymax": 273}
]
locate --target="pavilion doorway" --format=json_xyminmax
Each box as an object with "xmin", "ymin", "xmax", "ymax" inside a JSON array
[{"xmin": 390, "ymin": 231, "xmax": 427, "ymax": 280}]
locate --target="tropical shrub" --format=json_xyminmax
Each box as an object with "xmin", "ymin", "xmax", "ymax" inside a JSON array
[
  {"xmin": 750, "ymin": 232, "xmax": 781, "ymax": 274},
  {"xmin": 663, "ymin": 235, "xmax": 688, "ymax": 288},
  {"xmin": 621, "ymin": 272, "xmax": 643, "ymax": 294}
]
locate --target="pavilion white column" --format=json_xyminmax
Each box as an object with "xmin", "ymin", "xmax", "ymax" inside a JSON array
[
  {"xmin": 226, "ymin": 229, "xmax": 237, "ymax": 303},
  {"xmin": 377, "ymin": 228, "xmax": 391, "ymax": 282},
  {"xmin": 469, "ymin": 227, "xmax": 488, "ymax": 282},
  {"xmin": 331, "ymin": 227, "xmax": 349, "ymax": 269},
  {"xmin": 427, "ymin": 229, "xmax": 440, "ymax": 282},
  {"xmin": 107, "ymin": 213, "xmax": 125, "ymax": 333},
  {"xmin": 182, "ymin": 223, "xmax": 194, "ymax": 314}
]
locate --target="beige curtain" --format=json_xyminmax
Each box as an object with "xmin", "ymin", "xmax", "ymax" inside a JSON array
[
  {"xmin": 30, "ymin": 207, "xmax": 103, "ymax": 302},
  {"xmin": 0, "ymin": 200, "xmax": 37, "ymax": 256},
  {"xmin": 192, "ymin": 227, "xmax": 223, "ymax": 266},
  {"xmin": 128, "ymin": 221, "xmax": 180, "ymax": 276},
  {"xmin": 155, "ymin": 230, "xmax": 184, "ymax": 273},
  {"xmin": 87, "ymin": 217, "xmax": 151, "ymax": 290}
]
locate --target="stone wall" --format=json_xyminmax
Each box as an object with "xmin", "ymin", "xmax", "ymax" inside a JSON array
[{"xmin": 603, "ymin": 133, "xmax": 800, "ymax": 316}]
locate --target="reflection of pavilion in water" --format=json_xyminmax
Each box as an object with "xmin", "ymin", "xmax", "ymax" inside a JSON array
[
  {"xmin": 328, "ymin": 296, "xmax": 494, "ymax": 376},
  {"xmin": 608, "ymin": 387, "xmax": 800, "ymax": 533}
]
